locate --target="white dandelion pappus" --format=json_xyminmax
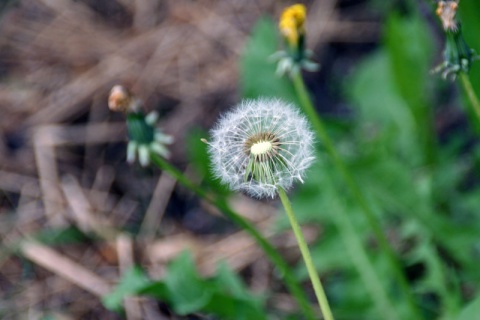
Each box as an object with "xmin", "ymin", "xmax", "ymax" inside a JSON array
[{"xmin": 208, "ymin": 98, "xmax": 315, "ymax": 199}]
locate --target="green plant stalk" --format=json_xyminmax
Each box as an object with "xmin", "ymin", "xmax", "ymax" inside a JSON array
[
  {"xmin": 149, "ymin": 154, "xmax": 316, "ymax": 320},
  {"xmin": 459, "ymin": 72, "xmax": 480, "ymax": 124},
  {"xmin": 277, "ymin": 187, "xmax": 334, "ymax": 320},
  {"xmin": 291, "ymin": 72, "xmax": 420, "ymax": 318}
]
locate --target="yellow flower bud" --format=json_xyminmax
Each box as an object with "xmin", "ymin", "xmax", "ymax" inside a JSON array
[{"xmin": 279, "ymin": 4, "xmax": 306, "ymax": 47}]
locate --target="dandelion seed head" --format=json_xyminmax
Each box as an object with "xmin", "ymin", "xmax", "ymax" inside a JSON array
[{"xmin": 207, "ymin": 98, "xmax": 315, "ymax": 199}]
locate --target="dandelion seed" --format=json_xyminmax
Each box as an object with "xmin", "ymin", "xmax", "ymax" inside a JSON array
[{"xmin": 206, "ymin": 98, "xmax": 315, "ymax": 199}]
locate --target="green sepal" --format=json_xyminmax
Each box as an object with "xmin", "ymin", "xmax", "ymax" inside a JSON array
[{"xmin": 126, "ymin": 112, "xmax": 156, "ymax": 144}]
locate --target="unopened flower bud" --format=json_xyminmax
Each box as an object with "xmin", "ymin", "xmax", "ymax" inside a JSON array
[
  {"xmin": 436, "ymin": 0, "xmax": 459, "ymax": 32},
  {"xmin": 279, "ymin": 4, "xmax": 306, "ymax": 49},
  {"xmin": 108, "ymin": 85, "xmax": 141, "ymax": 113},
  {"xmin": 108, "ymin": 85, "xmax": 173, "ymax": 166},
  {"xmin": 272, "ymin": 4, "xmax": 319, "ymax": 77}
]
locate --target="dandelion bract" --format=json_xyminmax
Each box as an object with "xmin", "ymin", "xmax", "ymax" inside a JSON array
[{"xmin": 208, "ymin": 98, "xmax": 315, "ymax": 198}]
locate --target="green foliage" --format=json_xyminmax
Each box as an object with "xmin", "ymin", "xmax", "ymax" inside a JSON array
[
  {"xmin": 247, "ymin": 6, "xmax": 480, "ymax": 320},
  {"xmin": 458, "ymin": 2, "xmax": 480, "ymax": 129},
  {"xmin": 240, "ymin": 17, "xmax": 298, "ymax": 104},
  {"xmin": 102, "ymin": 266, "xmax": 152, "ymax": 312},
  {"xmin": 33, "ymin": 226, "xmax": 89, "ymax": 246},
  {"xmin": 103, "ymin": 252, "xmax": 267, "ymax": 319},
  {"xmin": 457, "ymin": 294, "xmax": 480, "ymax": 320},
  {"xmin": 385, "ymin": 13, "xmax": 433, "ymax": 109}
]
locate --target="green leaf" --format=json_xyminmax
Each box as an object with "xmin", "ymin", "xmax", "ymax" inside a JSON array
[
  {"xmin": 137, "ymin": 282, "xmax": 168, "ymax": 300},
  {"xmin": 204, "ymin": 292, "xmax": 267, "ymax": 320},
  {"xmin": 350, "ymin": 51, "xmax": 410, "ymax": 126},
  {"xmin": 457, "ymin": 295, "xmax": 480, "ymax": 320},
  {"xmin": 385, "ymin": 13, "xmax": 433, "ymax": 109},
  {"xmin": 385, "ymin": 12, "xmax": 437, "ymax": 164},
  {"xmin": 102, "ymin": 266, "xmax": 151, "ymax": 312},
  {"xmin": 103, "ymin": 252, "xmax": 269, "ymax": 319},
  {"xmin": 240, "ymin": 17, "xmax": 298, "ymax": 103},
  {"xmin": 213, "ymin": 262, "xmax": 252, "ymax": 300},
  {"xmin": 34, "ymin": 226, "xmax": 88, "ymax": 246},
  {"xmin": 347, "ymin": 51, "xmax": 419, "ymax": 159},
  {"xmin": 163, "ymin": 252, "xmax": 213, "ymax": 315}
]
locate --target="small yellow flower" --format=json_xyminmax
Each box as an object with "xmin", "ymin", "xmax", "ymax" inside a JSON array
[{"xmin": 279, "ymin": 4, "xmax": 306, "ymax": 47}]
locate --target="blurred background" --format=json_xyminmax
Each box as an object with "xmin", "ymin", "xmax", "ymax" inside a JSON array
[{"xmin": 2, "ymin": 0, "xmax": 480, "ymax": 319}]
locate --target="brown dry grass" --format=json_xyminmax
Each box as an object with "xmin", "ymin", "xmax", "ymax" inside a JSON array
[{"xmin": 0, "ymin": 0, "xmax": 379, "ymax": 318}]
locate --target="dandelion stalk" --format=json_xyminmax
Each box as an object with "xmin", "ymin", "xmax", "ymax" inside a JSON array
[
  {"xmin": 278, "ymin": 187, "xmax": 334, "ymax": 320},
  {"xmin": 204, "ymin": 98, "xmax": 331, "ymax": 318},
  {"xmin": 459, "ymin": 72, "xmax": 480, "ymax": 124},
  {"xmin": 291, "ymin": 71, "xmax": 421, "ymax": 318},
  {"xmin": 149, "ymin": 153, "xmax": 317, "ymax": 320},
  {"xmin": 433, "ymin": 1, "xmax": 480, "ymax": 125}
]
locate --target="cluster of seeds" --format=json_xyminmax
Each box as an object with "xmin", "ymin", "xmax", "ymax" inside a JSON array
[{"xmin": 207, "ymin": 98, "xmax": 315, "ymax": 198}]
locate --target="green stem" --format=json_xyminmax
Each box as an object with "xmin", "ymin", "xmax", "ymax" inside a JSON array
[
  {"xmin": 277, "ymin": 187, "xmax": 334, "ymax": 320},
  {"xmin": 291, "ymin": 72, "xmax": 420, "ymax": 318},
  {"xmin": 459, "ymin": 72, "xmax": 480, "ymax": 124},
  {"xmin": 149, "ymin": 154, "xmax": 316, "ymax": 320}
]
